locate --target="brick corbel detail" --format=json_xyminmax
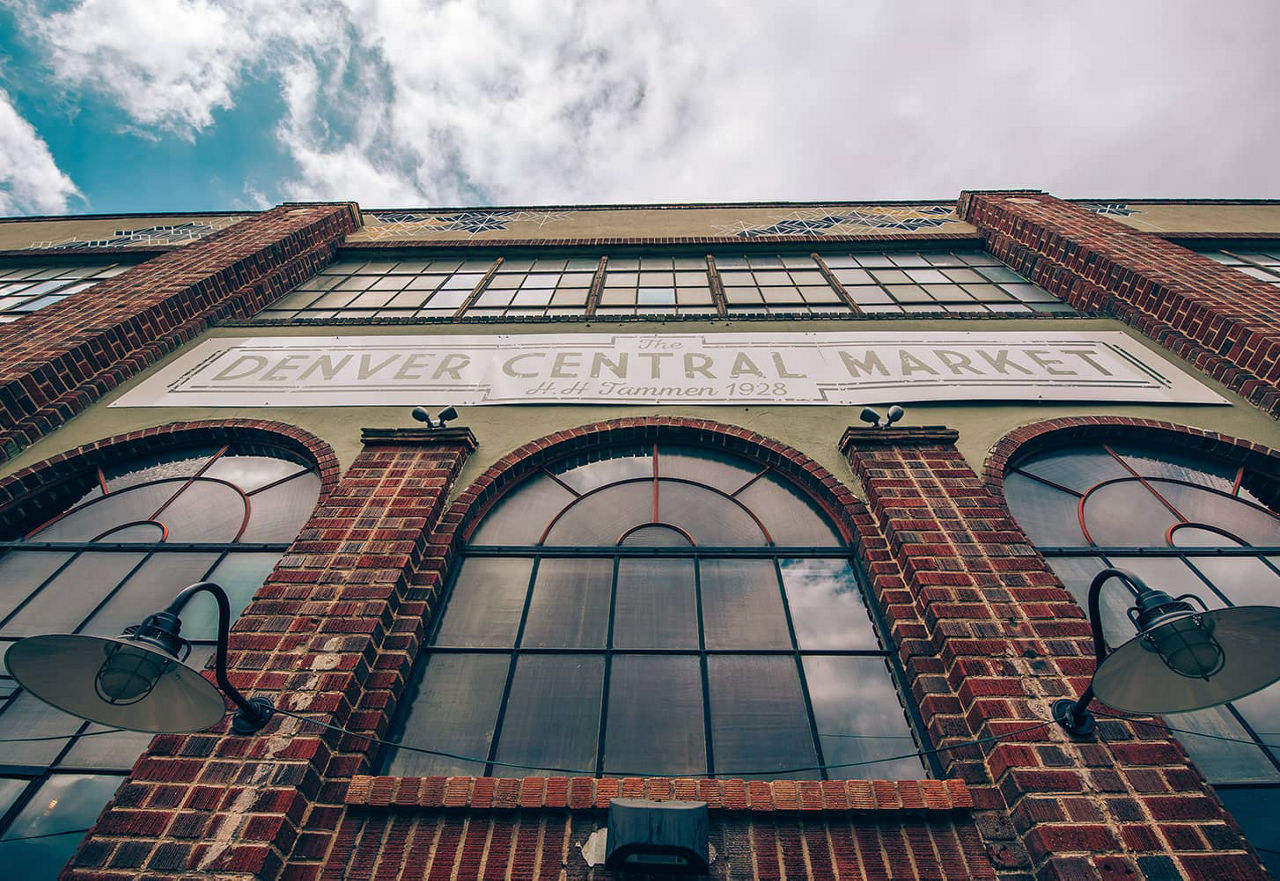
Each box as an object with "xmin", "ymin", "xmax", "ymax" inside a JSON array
[
  {"xmin": 842, "ymin": 426, "xmax": 1267, "ymax": 880},
  {"xmin": 957, "ymin": 190, "xmax": 1280, "ymax": 418},
  {"xmin": 0, "ymin": 202, "xmax": 361, "ymax": 462},
  {"xmin": 63, "ymin": 426, "xmax": 476, "ymax": 881}
]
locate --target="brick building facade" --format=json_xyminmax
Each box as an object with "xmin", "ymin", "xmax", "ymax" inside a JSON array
[{"xmin": 0, "ymin": 194, "xmax": 1279, "ymax": 879}]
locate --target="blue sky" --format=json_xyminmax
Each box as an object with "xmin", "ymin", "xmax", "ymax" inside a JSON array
[{"xmin": 1, "ymin": 0, "xmax": 1278, "ymax": 217}]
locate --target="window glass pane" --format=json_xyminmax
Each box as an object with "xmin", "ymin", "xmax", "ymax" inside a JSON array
[
  {"xmin": 555, "ymin": 452, "xmax": 652, "ymax": 494},
  {"xmin": 154, "ymin": 480, "xmax": 249, "ymax": 542},
  {"xmin": 1016, "ymin": 448, "xmax": 1130, "ymax": 493},
  {"xmin": 1003, "ymin": 472, "xmax": 1087, "ymax": 546},
  {"xmin": 658, "ymin": 482, "xmax": 766, "ymax": 546},
  {"xmin": 1109, "ymin": 444, "xmax": 1239, "ymax": 494},
  {"xmin": 1043, "ymin": 556, "xmax": 1127, "ymax": 637},
  {"xmin": 1233, "ymin": 685, "xmax": 1280, "ymax": 768},
  {"xmin": 657, "ymin": 449, "xmax": 758, "ymax": 495},
  {"xmin": 0, "ymin": 777, "xmax": 25, "ymax": 820},
  {"xmin": 701, "ymin": 559, "xmax": 790, "ymax": 650},
  {"xmin": 708, "ymin": 656, "xmax": 817, "ymax": 779},
  {"xmin": 780, "ymin": 559, "xmax": 878, "ymax": 650},
  {"xmin": 239, "ymin": 472, "xmax": 321, "ymax": 543},
  {"xmin": 434, "ymin": 557, "xmax": 533, "ymax": 647},
  {"xmin": 604, "ymin": 656, "xmax": 705, "ymax": 777},
  {"xmin": 1186, "ymin": 556, "xmax": 1280, "ymax": 608},
  {"xmin": 383, "ymin": 653, "xmax": 509, "ymax": 777},
  {"xmin": 0, "ymin": 690, "xmax": 83, "ymax": 765},
  {"xmin": 543, "ymin": 482, "xmax": 652, "ymax": 546},
  {"xmin": 86, "ymin": 553, "xmax": 220, "ymax": 638},
  {"xmin": 103, "ymin": 451, "xmax": 215, "ymax": 491},
  {"xmin": 521, "ymin": 558, "xmax": 612, "ymax": 648},
  {"xmin": 613, "ymin": 559, "xmax": 697, "ymax": 649},
  {"xmin": 59, "ymin": 726, "xmax": 155, "ymax": 771},
  {"xmin": 0, "ymin": 553, "xmax": 71, "ymax": 624},
  {"xmin": 618, "ymin": 524, "xmax": 691, "ymax": 546},
  {"xmin": 0, "ymin": 774, "xmax": 123, "ymax": 879},
  {"xmin": 31, "ymin": 484, "xmax": 175, "ymax": 542},
  {"xmin": 1080, "ymin": 481, "xmax": 1177, "ymax": 546},
  {"xmin": 1164, "ymin": 705, "xmax": 1280, "ymax": 783},
  {"xmin": 4, "ymin": 553, "xmax": 145, "ymax": 636},
  {"xmin": 1105, "ymin": 556, "xmax": 1227, "ymax": 613},
  {"xmin": 494, "ymin": 655, "xmax": 604, "ymax": 776},
  {"xmin": 804, "ymin": 655, "xmax": 925, "ymax": 780},
  {"xmin": 1157, "ymin": 484, "xmax": 1280, "ymax": 545},
  {"xmin": 737, "ymin": 474, "xmax": 840, "ymax": 546},
  {"xmin": 1216, "ymin": 787, "xmax": 1280, "ymax": 878},
  {"xmin": 470, "ymin": 475, "xmax": 575, "ymax": 545}
]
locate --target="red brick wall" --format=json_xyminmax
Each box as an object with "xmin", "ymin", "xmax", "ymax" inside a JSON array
[
  {"xmin": 0, "ymin": 202, "xmax": 359, "ymax": 462},
  {"xmin": 843, "ymin": 426, "xmax": 1268, "ymax": 880},
  {"xmin": 958, "ymin": 190, "xmax": 1280, "ymax": 418}
]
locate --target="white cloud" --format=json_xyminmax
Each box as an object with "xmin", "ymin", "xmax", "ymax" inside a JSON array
[
  {"xmin": 12, "ymin": 0, "xmax": 1280, "ymax": 205},
  {"xmin": 0, "ymin": 89, "xmax": 81, "ymax": 215}
]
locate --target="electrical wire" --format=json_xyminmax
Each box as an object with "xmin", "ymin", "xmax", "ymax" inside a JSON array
[
  {"xmin": 0, "ymin": 827, "xmax": 92, "ymax": 842},
  {"xmin": 0, "ymin": 728, "xmax": 124, "ymax": 743},
  {"xmin": 272, "ymin": 705, "xmax": 1054, "ymax": 778}
]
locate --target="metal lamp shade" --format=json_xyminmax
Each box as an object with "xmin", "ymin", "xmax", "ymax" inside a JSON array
[
  {"xmin": 1092, "ymin": 606, "xmax": 1280, "ymax": 715},
  {"xmin": 4, "ymin": 634, "xmax": 228, "ymax": 733}
]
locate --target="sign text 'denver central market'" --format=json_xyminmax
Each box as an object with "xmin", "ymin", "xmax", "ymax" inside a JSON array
[{"xmin": 111, "ymin": 331, "xmax": 1225, "ymax": 408}]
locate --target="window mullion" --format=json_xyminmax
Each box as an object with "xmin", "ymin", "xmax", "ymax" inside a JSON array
[
  {"xmin": 482, "ymin": 555, "xmax": 540, "ymax": 777},
  {"xmin": 594, "ymin": 555, "xmax": 621, "ymax": 777},
  {"xmin": 771, "ymin": 557, "xmax": 828, "ymax": 780},
  {"xmin": 694, "ymin": 556, "xmax": 714, "ymax": 778}
]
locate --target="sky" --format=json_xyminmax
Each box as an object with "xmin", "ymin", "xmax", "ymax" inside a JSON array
[{"xmin": 0, "ymin": 0, "xmax": 1277, "ymax": 217}]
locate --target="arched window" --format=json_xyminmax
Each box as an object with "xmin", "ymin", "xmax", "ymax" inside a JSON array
[
  {"xmin": 384, "ymin": 443, "xmax": 926, "ymax": 780},
  {"xmin": 1004, "ymin": 439, "xmax": 1280, "ymax": 866},
  {"xmin": 0, "ymin": 441, "xmax": 321, "ymax": 874}
]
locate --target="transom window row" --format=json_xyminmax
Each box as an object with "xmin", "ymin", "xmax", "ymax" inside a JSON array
[
  {"xmin": 256, "ymin": 251, "xmax": 1070, "ymax": 321},
  {"xmin": 0, "ymin": 263, "xmax": 134, "ymax": 324}
]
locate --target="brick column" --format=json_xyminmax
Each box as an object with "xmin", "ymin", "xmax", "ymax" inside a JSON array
[
  {"xmin": 63, "ymin": 426, "xmax": 477, "ymax": 881},
  {"xmin": 0, "ymin": 202, "xmax": 360, "ymax": 461},
  {"xmin": 842, "ymin": 426, "xmax": 1267, "ymax": 880},
  {"xmin": 958, "ymin": 189, "xmax": 1280, "ymax": 418}
]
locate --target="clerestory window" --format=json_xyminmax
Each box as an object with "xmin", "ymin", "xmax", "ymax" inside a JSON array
[{"xmin": 383, "ymin": 443, "xmax": 928, "ymax": 780}]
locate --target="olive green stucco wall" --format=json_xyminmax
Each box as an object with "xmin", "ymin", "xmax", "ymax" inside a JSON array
[{"xmin": 6, "ymin": 317, "xmax": 1278, "ymax": 507}]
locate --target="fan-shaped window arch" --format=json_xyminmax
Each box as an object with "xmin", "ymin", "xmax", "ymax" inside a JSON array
[
  {"xmin": 1004, "ymin": 437, "xmax": 1280, "ymax": 869},
  {"xmin": 384, "ymin": 443, "xmax": 927, "ymax": 781},
  {"xmin": 0, "ymin": 440, "xmax": 321, "ymax": 873}
]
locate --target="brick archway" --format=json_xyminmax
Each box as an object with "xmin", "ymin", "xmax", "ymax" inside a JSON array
[
  {"xmin": 0, "ymin": 418, "xmax": 340, "ymax": 536},
  {"xmin": 983, "ymin": 416, "xmax": 1280, "ymax": 512}
]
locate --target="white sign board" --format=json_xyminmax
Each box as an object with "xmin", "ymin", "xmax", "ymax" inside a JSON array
[{"xmin": 111, "ymin": 331, "xmax": 1226, "ymax": 408}]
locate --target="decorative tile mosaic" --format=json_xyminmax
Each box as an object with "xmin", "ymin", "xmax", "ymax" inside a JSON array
[
  {"xmin": 711, "ymin": 206, "xmax": 960, "ymax": 238},
  {"xmin": 362, "ymin": 210, "xmax": 573, "ymax": 239},
  {"xmin": 30, "ymin": 218, "xmax": 248, "ymax": 250},
  {"xmin": 1080, "ymin": 202, "xmax": 1140, "ymax": 217}
]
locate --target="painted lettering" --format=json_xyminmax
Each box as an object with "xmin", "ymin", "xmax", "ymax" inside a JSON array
[
  {"xmin": 394, "ymin": 353, "xmax": 433, "ymax": 380},
  {"xmin": 899, "ymin": 351, "xmax": 940, "ymax": 376},
  {"xmin": 1061, "ymin": 349, "xmax": 1112, "ymax": 376},
  {"xmin": 838, "ymin": 350, "xmax": 888, "ymax": 377},
  {"xmin": 684, "ymin": 353, "xmax": 715, "ymax": 379},
  {"xmin": 638, "ymin": 352, "xmax": 673, "ymax": 378},
  {"xmin": 503, "ymin": 352, "xmax": 544, "ymax": 378},
  {"xmin": 976, "ymin": 349, "xmax": 1033, "ymax": 375},
  {"xmin": 771, "ymin": 352, "xmax": 805, "ymax": 378},
  {"xmin": 729, "ymin": 353, "xmax": 765, "ymax": 379},
  {"xmin": 261, "ymin": 354, "xmax": 308, "ymax": 383},
  {"xmin": 550, "ymin": 351, "xmax": 583, "ymax": 378},
  {"xmin": 933, "ymin": 350, "xmax": 982, "ymax": 376},
  {"xmin": 434, "ymin": 353, "xmax": 470, "ymax": 380},
  {"xmin": 590, "ymin": 352, "xmax": 628, "ymax": 379},
  {"xmin": 212, "ymin": 354, "xmax": 268, "ymax": 381},
  {"xmin": 357, "ymin": 354, "xmax": 402, "ymax": 379},
  {"xmin": 1024, "ymin": 349, "xmax": 1075, "ymax": 376},
  {"xmin": 299, "ymin": 354, "xmax": 353, "ymax": 382}
]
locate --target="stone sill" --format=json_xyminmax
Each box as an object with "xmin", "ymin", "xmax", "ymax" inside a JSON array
[{"xmin": 345, "ymin": 776, "xmax": 972, "ymax": 814}]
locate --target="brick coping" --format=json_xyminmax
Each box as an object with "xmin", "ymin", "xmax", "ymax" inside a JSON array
[{"xmin": 344, "ymin": 775, "xmax": 972, "ymax": 814}]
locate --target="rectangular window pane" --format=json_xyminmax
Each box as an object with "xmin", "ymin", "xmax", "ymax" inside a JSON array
[
  {"xmin": 86, "ymin": 553, "xmax": 221, "ymax": 638},
  {"xmin": 780, "ymin": 559, "xmax": 879, "ymax": 650},
  {"xmin": 604, "ymin": 655, "xmax": 705, "ymax": 777},
  {"xmin": 1164, "ymin": 704, "xmax": 1280, "ymax": 784},
  {"xmin": 520, "ymin": 558, "xmax": 612, "ymax": 648},
  {"xmin": 0, "ymin": 774, "xmax": 124, "ymax": 878},
  {"xmin": 708, "ymin": 656, "xmax": 817, "ymax": 779},
  {"xmin": 0, "ymin": 552, "xmax": 72, "ymax": 624},
  {"xmin": 0, "ymin": 690, "xmax": 83, "ymax": 765},
  {"xmin": 612, "ymin": 559, "xmax": 697, "ymax": 649},
  {"xmin": 383, "ymin": 652, "xmax": 510, "ymax": 777},
  {"xmin": 804, "ymin": 655, "xmax": 925, "ymax": 780},
  {"xmin": 700, "ymin": 559, "xmax": 790, "ymax": 650},
  {"xmin": 4, "ymin": 553, "xmax": 145, "ymax": 637},
  {"xmin": 434, "ymin": 557, "xmax": 533, "ymax": 647},
  {"xmin": 494, "ymin": 655, "xmax": 604, "ymax": 776}
]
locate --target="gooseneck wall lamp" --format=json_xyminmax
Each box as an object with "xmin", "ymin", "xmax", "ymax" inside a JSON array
[
  {"xmin": 1053, "ymin": 567, "xmax": 1280, "ymax": 737},
  {"xmin": 4, "ymin": 582, "xmax": 273, "ymax": 735}
]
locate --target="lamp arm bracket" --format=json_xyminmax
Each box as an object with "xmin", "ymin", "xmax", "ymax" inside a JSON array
[{"xmin": 163, "ymin": 582, "xmax": 273, "ymax": 734}]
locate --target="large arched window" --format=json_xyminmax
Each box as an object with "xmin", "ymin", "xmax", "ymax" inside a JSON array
[
  {"xmin": 1004, "ymin": 439, "xmax": 1280, "ymax": 868},
  {"xmin": 0, "ymin": 441, "xmax": 321, "ymax": 875},
  {"xmin": 384, "ymin": 443, "xmax": 927, "ymax": 780}
]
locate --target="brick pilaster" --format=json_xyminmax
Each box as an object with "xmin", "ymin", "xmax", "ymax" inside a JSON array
[
  {"xmin": 0, "ymin": 202, "xmax": 361, "ymax": 462},
  {"xmin": 842, "ymin": 426, "xmax": 1267, "ymax": 880},
  {"xmin": 62, "ymin": 426, "xmax": 477, "ymax": 881},
  {"xmin": 958, "ymin": 189, "xmax": 1280, "ymax": 418}
]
